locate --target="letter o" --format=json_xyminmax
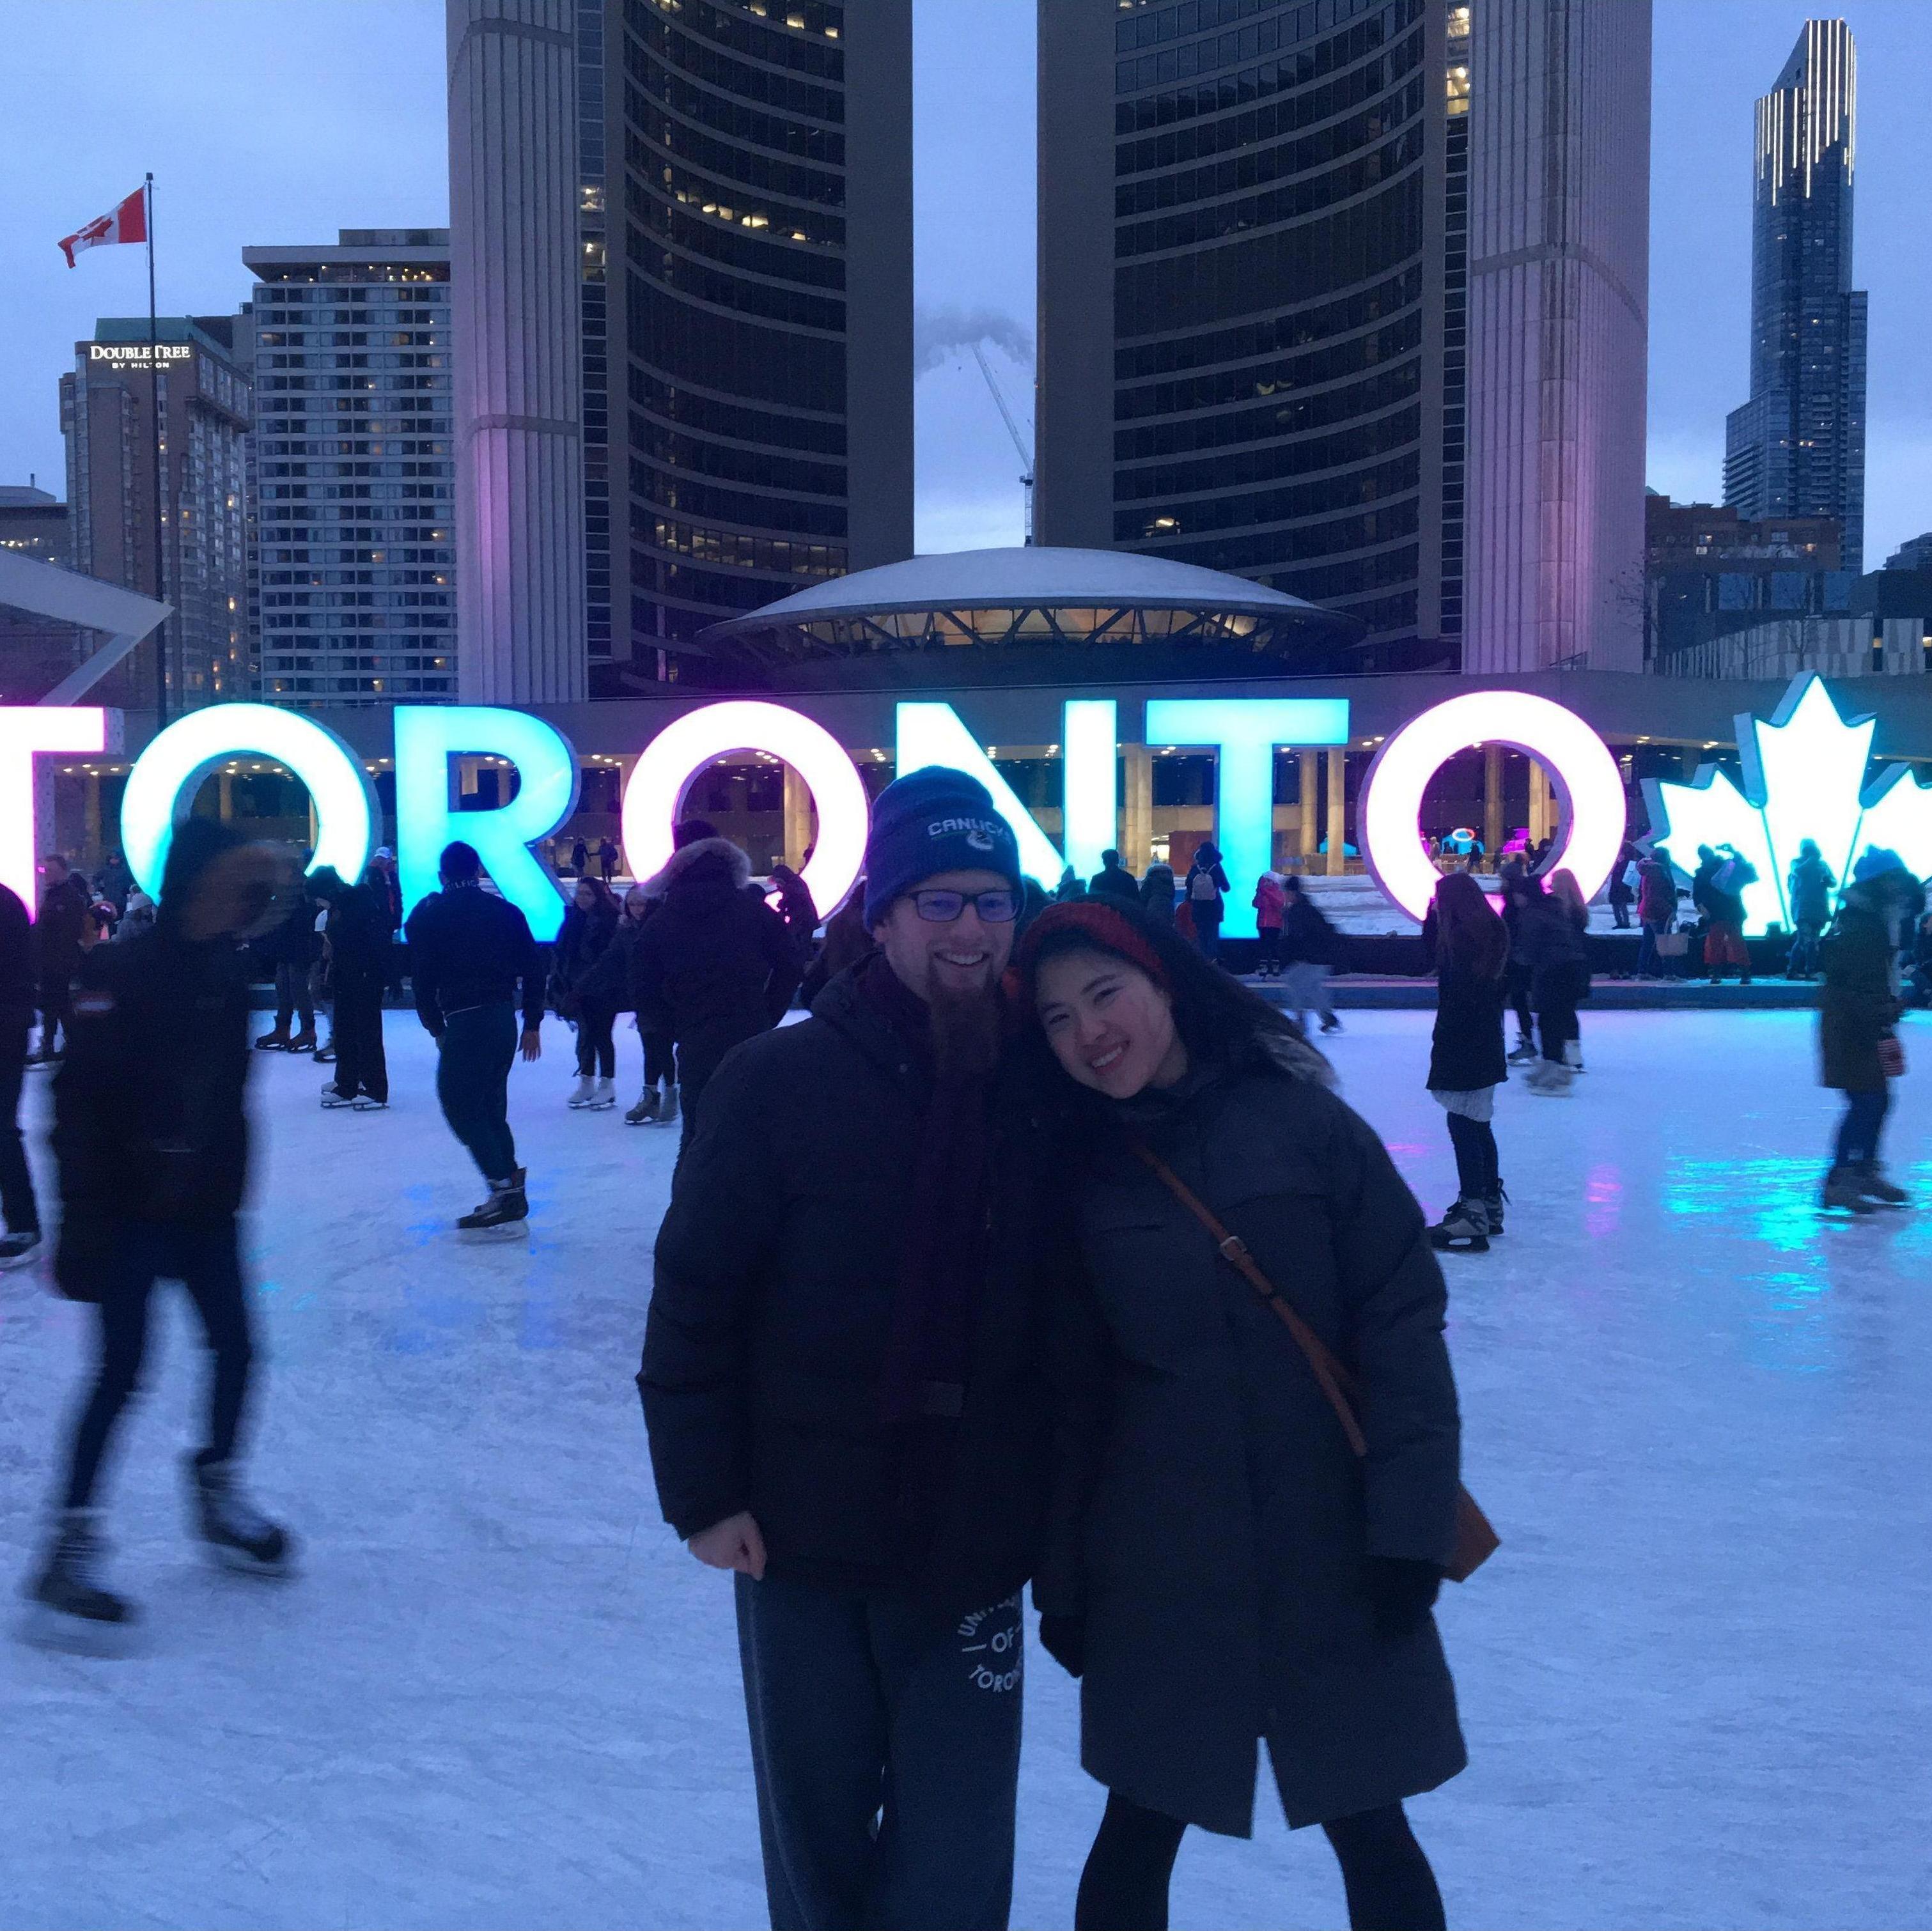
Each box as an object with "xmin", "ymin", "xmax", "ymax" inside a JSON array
[
  {"xmin": 621, "ymin": 701, "xmax": 868, "ymax": 917},
  {"xmin": 1359, "ymin": 692, "xmax": 1626, "ymax": 922},
  {"xmin": 121, "ymin": 703, "xmax": 378, "ymax": 898}
]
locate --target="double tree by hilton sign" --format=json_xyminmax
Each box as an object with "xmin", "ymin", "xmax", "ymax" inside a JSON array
[
  {"xmin": 85, "ymin": 343, "xmax": 194, "ymax": 366},
  {"xmin": 6, "ymin": 674, "xmax": 1925, "ymax": 938}
]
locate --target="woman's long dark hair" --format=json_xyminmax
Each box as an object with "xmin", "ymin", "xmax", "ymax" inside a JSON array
[
  {"xmin": 1013, "ymin": 898, "xmax": 1317, "ymax": 1079},
  {"xmin": 1432, "ymin": 870, "xmax": 1507, "ymax": 980},
  {"xmin": 575, "ymin": 875, "xmax": 620, "ymax": 920}
]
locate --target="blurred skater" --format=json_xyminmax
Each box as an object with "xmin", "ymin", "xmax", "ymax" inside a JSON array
[
  {"xmin": 1277, "ymin": 873, "xmax": 1343, "ymax": 1034},
  {"xmin": 1786, "ymin": 839, "xmax": 1835, "ymax": 981},
  {"xmin": 0, "ymin": 878, "xmax": 41, "ymax": 1268},
  {"xmin": 30, "ymin": 825, "xmax": 295, "ymax": 1636},
  {"xmin": 1422, "ymin": 872, "xmax": 1509, "ymax": 1252}
]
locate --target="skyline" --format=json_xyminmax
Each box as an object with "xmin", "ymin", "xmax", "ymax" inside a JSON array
[{"xmin": 4, "ymin": 2, "xmax": 1931, "ymax": 571}]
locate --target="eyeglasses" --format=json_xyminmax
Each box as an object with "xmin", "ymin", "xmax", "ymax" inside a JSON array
[{"xmin": 907, "ymin": 888, "xmax": 1020, "ymax": 924}]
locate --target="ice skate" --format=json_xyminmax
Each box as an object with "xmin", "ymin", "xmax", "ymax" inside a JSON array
[
  {"xmin": 1507, "ymin": 1037, "xmax": 1538, "ymax": 1064},
  {"xmin": 1319, "ymin": 1014, "xmax": 1343, "ymax": 1034},
  {"xmin": 1563, "ymin": 1040, "xmax": 1585, "ymax": 1071},
  {"xmin": 313, "ymin": 1039, "xmax": 336, "ymax": 1064},
  {"xmin": 1821, "ymin": 1166, "xmax": 1875, "ymax": 1213},
  {"xmin": 0, "ymin": 1229, "xmax": 41, "ymax": 1269},
  {"xmin": 24, "ymin": 1509, "xmax": 138, "ymax": 1647},
  {"xmin": 320, "ymin": 1083, "xmax": 356, "ymax": 1108},
  {"xmin": 1857, "ymin": 1162, "xmax": 1910, "ymax": 1208},
  {"xmin": 350, "ymin": 1094, "xmax": 389, "ymax": 1112},
  {"xmin": 584, "ymin": 1076, "xmax": 616, "ymax": 1111},
  {"xmin": 566, "ymin": 1074, "xmax": 596, "ymax": 1109},
  {"xmin": 1428, "ymin": 1197, "xmax": 1490, "ymax": 1253},
  {"xmin": 288, "ymin": 1029, "xmax": 318, "ymax": 1054},
  {"xmin": 1483, "ymin": 1183, "xmax": 1508, "ymax": 1235},
  {"xmin": 186, "ymin": 1456, "xmax": 293, "ymax": 1576},
  {"xmin": 458, "ymin": 1168, "xmax": 529, "ymax": 1236},
  {"xmin": 254, "ymin": 1025, "xmax": 290, "ymax": 1051},
  {"xmin": 625, "ymin": 1085, "xmax": 661, "ymax": 1126},
  {"xmin": 1525, "ymin": 1059, "xmax": 1573, "ymax": 1096},
  {"xmin": 652, "ymin": 1083, "xmax": 681, "ymax": 1128}
]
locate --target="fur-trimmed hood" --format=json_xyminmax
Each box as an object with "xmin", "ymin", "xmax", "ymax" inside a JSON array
[{"xmin": 639, "ymin": 835, "xmax": 753, "ymax": 901}]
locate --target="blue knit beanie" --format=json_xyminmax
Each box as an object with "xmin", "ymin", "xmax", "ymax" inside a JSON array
[{"xmin": 863, "ymin": 767, "xmax": 1022, "ymax": 926}]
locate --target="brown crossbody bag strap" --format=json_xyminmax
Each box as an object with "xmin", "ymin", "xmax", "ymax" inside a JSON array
[{"xmin": 1129, "ymin": 1139, "xmax": 1499, "ymax": 1583}]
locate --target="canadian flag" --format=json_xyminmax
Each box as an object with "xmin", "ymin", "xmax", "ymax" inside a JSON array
[{"xmin": 58, "ymin": 187, "xmax": 147, "ymax": 268}]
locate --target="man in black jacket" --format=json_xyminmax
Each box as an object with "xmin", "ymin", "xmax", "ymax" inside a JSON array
[
  {"xmin": 0, "ymin": 880, "xmax": 41, "ymax": 1266},
  {"xmin": 630, "ymin": 830, "xmax": 801, "ymax": 1144},
  {"xmin": 32, "ymin": 823, "xmax": 294, "ymax": 1634},
  {"xmin": 313, "ymin": 869, "xmax": 391, "ymax": 1112},
  {"xmin": 1087, "ymin": 848, "xmax": 1140, "ymax": 904},
  {"xmin": 404, "ymin": 840, "xmax": 545, "ymax": 1232},
  {"xmin": 639, "ymin": 768, "xmax": 1057, "ymax": 1931},
  {"xmin": 33, "ymin": 854, "xmax": 90, "ymax": 1062}
]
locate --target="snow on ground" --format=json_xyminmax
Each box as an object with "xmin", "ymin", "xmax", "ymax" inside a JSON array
[{"xmin": 3, "ymin": 1011, "xmax": 1931, "ymax": 1930}]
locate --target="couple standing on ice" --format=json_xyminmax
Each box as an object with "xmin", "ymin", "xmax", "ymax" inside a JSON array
[{"xmin": 639, "ymin": 766, "xmax": 1473, "ymax": 1931}]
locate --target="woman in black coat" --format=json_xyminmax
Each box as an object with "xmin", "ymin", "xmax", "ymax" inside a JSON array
[
  {"xmin": 1015, "ymin": 899, "xmax": 1466, "ymax": 1931},
  {"xmin": 1422, "ymin": 871, "xmax": 1509, "ymax": 1253},
  {"xmin": 552, "ymin": 876, "xmax": 621, "ymax": 1106},
  {"xmin": 1509, "ymin": 873, "xmax": 1588, "ymax": 1095},
  {"xmin": 1182, "ymin": 841, "xmax": 1231, "ymax": 961}
]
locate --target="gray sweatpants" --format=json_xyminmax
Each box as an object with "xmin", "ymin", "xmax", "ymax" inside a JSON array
[{"xmin": 734, "ymin": 1571, "xmax": 1024, "ymax": 1931}]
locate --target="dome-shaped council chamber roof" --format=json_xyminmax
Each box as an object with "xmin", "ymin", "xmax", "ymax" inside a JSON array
[{"xmin": 696, "ymin": 546, "xmax": 1364, "ymax": 688}]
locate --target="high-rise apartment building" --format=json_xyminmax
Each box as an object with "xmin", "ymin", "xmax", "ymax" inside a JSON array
[
  {"xmin": 1036, "ymin": 0, "xmax": 1649, "ymax": 674},
  {"xmin": 448, "ymin": 0, "xmax": 914, "ymax": 701},
  {"xmin": 1724, "ymin": 19, "xmax": 1865, "ymax": 573},
  {"xmin": 243, "ymin": 230, "xmax": 455, "ymax": 706},
  {"xmin": 59, "ymin": 318, "xmax": 253, "ymax": 709}
]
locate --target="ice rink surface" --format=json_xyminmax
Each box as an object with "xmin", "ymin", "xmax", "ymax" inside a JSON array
[{"xmin": 3, "ymin": 1009, "xmax": 1931, "ymax": 1931}]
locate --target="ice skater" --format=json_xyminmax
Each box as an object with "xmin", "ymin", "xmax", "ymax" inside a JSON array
[
  {"xmin": 403, "ymin": 841, "xmax": 545, "ymax": 1234},
  {"xmin": 1422, "ymin": 871, "xmax": 1509, "ymax": 1252},
  {"xmin": 1013, "ymin": 900, "xmax": 1463, "ymax": 1931},
  {"xmin": 552, "ymin": 876, "xmax": 621, "ymax": 1111},
  {"xmin": 640, "ymin": 769, "xmax": 1057, "ymax": 1931},
  {"xmin": 0, "ymin": 878, "xmax": 42, "ymax": 1268},
  {"xmin": 28, "ymin": 823, "xmax": 295, "ymax": 1637},
  {"xmin": 311, "ymin": 867, "xmax": 391, "ymax": 1112},
  {"xmin": 1819, "ymin": 848, "xmax": 1915, "ymax": 1213},
  {"xmin": 1277, "ymin": 872, "xmax": 1343, "ymax": 1032}
]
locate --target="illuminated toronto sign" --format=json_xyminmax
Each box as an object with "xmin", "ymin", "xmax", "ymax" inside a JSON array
[{"xmin": 26, "ymin": 674, "xmax": 1915, "ymax": 936}]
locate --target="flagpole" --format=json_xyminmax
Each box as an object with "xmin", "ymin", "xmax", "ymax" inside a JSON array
[{"xmin": 145, "ymin": 171, "xmax": 168, "ymax": 727}]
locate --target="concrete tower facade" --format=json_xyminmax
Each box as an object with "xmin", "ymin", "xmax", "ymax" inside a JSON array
[
  {"xmin": 1462, "ymin": 0, "xmax": 1651, "ymax": 675},
  {"xmin": 448, "ymin": 0, "xmax": 587, "ymax": 704}
]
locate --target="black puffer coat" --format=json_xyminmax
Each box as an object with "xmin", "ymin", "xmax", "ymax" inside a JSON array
[
  {"xmin": 1038, "ymin": 1057, "xmax": 1465, "ymax": 1836},
  {"xmin": 1428, "ymin": 960, "xmax": 1507, "ymax": 1092},
  {"xmin": 552, "ymin": 896, "xmax": 619, "ymax": 1017},
  {"xmin": 1819, "ymin": 888, "xmax": 1900, "ymax": 1092},
  {"xmin": 639, "ymin": 965, "xmax": 1063, "ymax": 1612}
]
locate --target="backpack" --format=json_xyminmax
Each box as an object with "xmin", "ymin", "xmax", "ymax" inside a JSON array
[
  {"xmin": 1715, "ymin": 855, "xmax": 1757, "ymax": 896},
  {"xmin": 1189, "ymin": 869, "xmax": 1220, "ymax": 903}
]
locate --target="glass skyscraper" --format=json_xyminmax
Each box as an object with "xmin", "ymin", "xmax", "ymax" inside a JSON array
[{"xmin": 1724, "ymin": 19, "xmax": 1866, "ymax": 574}]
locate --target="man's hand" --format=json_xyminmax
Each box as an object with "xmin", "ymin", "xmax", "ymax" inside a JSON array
[
  {"xmin": 689, "ymin": 1510, "xmax": 767, "ymax": 1580},
  {"xmin": 519, "ymin": 1027, "xmax": 542, "ymax": 1063}
]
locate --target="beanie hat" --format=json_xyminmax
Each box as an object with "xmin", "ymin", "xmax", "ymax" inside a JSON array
[
  {"xmin": 1854, "ymin": 845, "xmax": 1906, "ymax": 884},
  {"xmin": 863, "ymin": 767, "xmax": 1022, "ymax": 926}
]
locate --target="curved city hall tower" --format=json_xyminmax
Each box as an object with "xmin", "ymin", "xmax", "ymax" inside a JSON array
[
  {"xmin": 1464, "ymin": 0, "xmax": 1652, "ymax": 674},
  {"xmin": 448, "ymin": 0, "xmax": 587, "ymax": 704}
]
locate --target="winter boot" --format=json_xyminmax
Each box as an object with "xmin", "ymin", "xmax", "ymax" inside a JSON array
[
  {"xmin": 254, "ymin": 1025, "xmax": 291, "ymax": 1051},
  {"xmin": 1563, "ymin": 1039, "xmax": 1585, "ymax": 1072},
  {"xmin": 586, "ymin": 1076, "xmax": 616, "ymax": 1112},
  {"xmin": 288, "ymin": 1028, "xmax": 318, "ymax": 1054},
  {"xmin": 1525, "ymin": 1059, "xmax": 1574, "ymax": 1097},
  {"xmin": 1428, "ymin": 1197, "xmax": 1490, "ymax": 1253},
  {"xmin": 458, "ymin": 1168, "xmax": 529, "ymax": 1235},
  {"xmin": 1821, "ymin": 1165, "xmax": 1876, "ymax": 1213},
  {"xmin": 625, "ymin": 1085, "xmax": 661, "ymax": 1126},
  {"xmin": 653, "ymin": 1083, "xmax": 681, "ymax": 1129},
  {"xmin": 187, "ymin": 1455, "xmax": 293, "ymax": 1576},
  {"xmin": 1483, "ymin": 1183, "xmax": 1508, "ymax": 1236},
  {"xmin": 26, "ymin": 1508, "xmax": 137, "ymax": 1634},
  {"xmin": 1857, "ymin": 1161, "xmax": 1911, "ymax": 1208},
  {"xmin": 1507, "ymin": 1036, "xmax": 1538, "ymax": 1064},
  {"xmin": 566, "ymin": 1074, "xmax": 596, "ymax": 1110}
]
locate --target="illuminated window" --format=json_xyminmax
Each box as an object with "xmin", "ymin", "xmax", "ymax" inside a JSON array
[{"xmin": 1447, "ymin": 65, "xmax": 1471, "ymax": 114}]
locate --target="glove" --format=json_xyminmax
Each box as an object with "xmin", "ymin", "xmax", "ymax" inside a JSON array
[
  {"xmin": 54, "ymin": 1217, "xmax": 118, "ymax": 1304},
  {"xmin": 1037, "ymin": 1613, "xmax": 1086, "ymax": 1679},
  {"xmin": 1367, "ymin": 1556, "xmax": 1442, "ymax": 1640}
]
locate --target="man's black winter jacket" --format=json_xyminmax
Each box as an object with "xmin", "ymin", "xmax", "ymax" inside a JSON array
[
  {"xmin": 639, "ymin": 965, "xmax": 1063, "ymax": 1611},
  {"xmin": 404, "ymin": 883, "xmax": 545, "ymax": 1034}
]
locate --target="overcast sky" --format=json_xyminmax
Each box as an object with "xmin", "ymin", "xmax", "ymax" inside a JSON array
[{"xmin": 2, "ymin": 0, "xmax": 1928, "ymax": 563}]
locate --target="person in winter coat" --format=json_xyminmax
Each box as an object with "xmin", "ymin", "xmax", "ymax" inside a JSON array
[
  {"xmin": 1015, "ymin": 899, "xmax": 1465, "ymax": 1931},
  {"xmin": 639, "ymin": 768, "xmax": 1059, "ymax": 1931},
  {"xmin": 553, "ymin": 876, "xmax": 623, "ymax": 1110},
  {"xmin": 34, "ymin": 855, "xmax": 92, "ymax": 1062},
  {"xmin": 1606, "ymin": 845, "xmax": 1636, "ymax": 929},
  {"xmin": 766, "ymin": 861, "xmax": 818, "ymax": 968},
  {"xmin": 31, "ymin": 823, "xmax": 296, "ymax": 1636},
  {"xmin": 569, "ymin": 836, "xmax": 589, "ymax": 879},
  {"xmin": 0, "ymin": 880, "xmax": 41, "ymax": 1268},
  {"xmin": 1497, "ymin": 859, "xmax": 1538, "ymax": 1060},
  {"xmin": 1818, "ymin": 847, "xmax": 1917, "ymax": 1212},
  {"xmin": 116, "ymin": 890, "xmax": 157, "ymax": 943},
  {"xmin": 597, "ymin": 836, "xmax": 619, "ymax": 885},
  {"xmin": 630, "ymin": 832, "xmax": 800, "ymax": 1147},
  {"xmin": 1693, "ymin": 843, "xmax": 1755, "ymax": 984},
  {"xmin": 1251, "ymin": 870, "xmax": 1287, "ymax": 977},
  {"xmin": 1511, "ymin": 874, "xmax": 1589, "ymax": 1095},
  {"xmin": 1421, "ymin": 872, "xmax": 1509, "ymax": 1253},
  {"xmin": 1138, "ymin": 862, "xmax": 1176, "ymax": 928},
  {"xmin": 1089, "ymin": 849, "xmax": 1140, "ymax": 906},
  {"xmin": 1634, "ymin": 847, "xmax": 1679, "ymax": 979},
  {"xmin": 1786, "ymin": 839, "xmax": 1836, "ymax": 981},
  {"xmin": 405, "ymin": 841, "xmax": 547, "ymax": 1234},
  {"xmin": 1279, "ymin": 874, "xmax": 1344, "ymax": 1034},
  {"xmin": 1912, "ymin": 906, "xmax": 1932, "ymax": 1009},
  {"xmin": 311, "ymin": 869, "xmax": 391, "ymax": 1112},
  {"xmin": 1054, "ymin": 865, "xmax": 1087, "ymax": 903},
  {"xmin": 363, "ymin": 846, "xmax": 406, "ymax": 998},
  {"xmin": 798, "ymin": 885, "xmax": 876, "ymax": 1010},
  {"xmin": 1184, "ymin": 841, "xmax": 1231, "ymax": 962},
  {"xmin": 578, "ymin": 885, "xmax": 673, "ymax": 1124},
  {"xmin": 253, "ymin": 874, "xmax": 321, "ymax": 1054}
]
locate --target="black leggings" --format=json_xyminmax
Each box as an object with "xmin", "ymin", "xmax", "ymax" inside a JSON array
[
  {"xmin": 1445, "ymin": 1110, "xmax": 1499, "ymax": 1200},
  {"xmin": 1075, "ymin": 1790, "xmax": 1445, "ymax": 1931},
  {"xmin": 1505, "ymin": 963, "xmax": 1532, "ymax": 1043},
  {"xmin": 574, "ymin": 1000, "xmax": 616, "ymax": 1078},
  {"xmin": 61, "ymin": 1220, "xmax": 255, "ymax": 1510},
  {"xmin": 641, "ymin": 1028, "xmax": 674, "ymax": 1087}
]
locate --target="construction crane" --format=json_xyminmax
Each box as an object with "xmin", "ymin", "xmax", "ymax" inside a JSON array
[{"xmin": 970, "ymin": 341, "xmax": 1035, "ymax": 545}]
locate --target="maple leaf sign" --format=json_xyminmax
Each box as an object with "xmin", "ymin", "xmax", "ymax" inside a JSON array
[{"xmin": 1642, "ymin": 674, "xmax": 1932, "ymax": 934}]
